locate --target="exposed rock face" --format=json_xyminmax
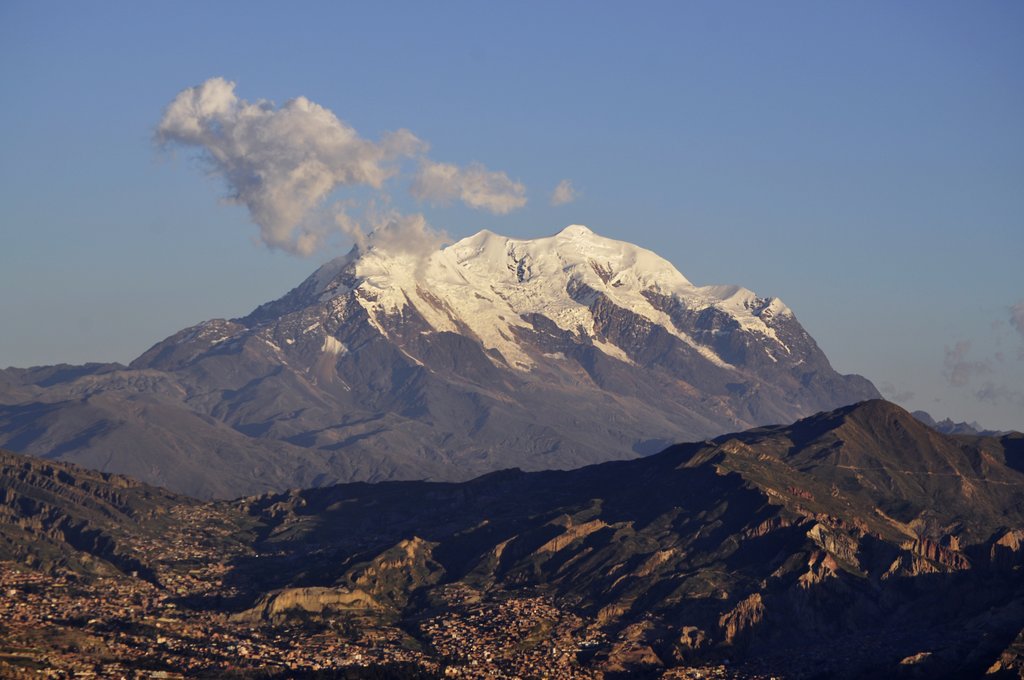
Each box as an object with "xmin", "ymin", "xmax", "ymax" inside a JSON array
[
  {"xmin": 234, "ymin": 587, "xmax": 382, "ymax": 623},
  {"xmin": 987, "ymin": 628, "xmax": 1024, "ymax": 677},
  {"xmin": 719, "ymin": 593, "xmax": 766, "ymax": 646},
  {"xmin": 348, "ymin": 536, "xmax": 445, "ymax": 610},
  {"xmin": 0, "ymin": 450, "xmax": 184, "ymax": 578},
  {"xmin": 903, "ymin": 537, "xmax": 971, "ymax": 572},
  {"xmin": 0, "ymin": 226, "xmax": 878, "ymax": 498},
  {"xmin": 991, "ymin": 529, "xmax": 1024, "ymax": 570}
]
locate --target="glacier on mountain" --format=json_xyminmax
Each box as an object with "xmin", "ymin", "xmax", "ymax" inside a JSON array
[{"xmin": 301, "ymin": 224, "xmax": 793, "ymax": 370}]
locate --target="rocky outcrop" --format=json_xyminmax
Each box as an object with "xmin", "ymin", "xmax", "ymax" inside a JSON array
[
  {"xmin": 807, "ymin": 523, "xmax": 860, "ymax": 567},
  {"xmin": 0, "ymin": 449, "xmax": 182, "ymax": 579},
  {"xmin": 347, "ymin": 537, "xmax": 444, "ymax": 609},
  {"xmin": 718, "ymin": 593, "xmax": 765, "ymax": 646},
  {"xmin": 903, "ymin": 537, "xmax": 971, "ymax": 572},
  {"xmin": 601, "ymin": 622, "xmax": 665, "ymax": 672},
  {"xmin": 234, "ymin": 587, "xmax": 382, "ymax": 622},
  {"xmin": 992, "ymin": 529, "xmax": 1024, "ymax": 558},
  {"xmin": 986, "ymin": 627, "xmax": 1024, "ymax": 677},
  {"xmin": 535, "ymin": 517, "xmax": 610, "ymax": 554}
]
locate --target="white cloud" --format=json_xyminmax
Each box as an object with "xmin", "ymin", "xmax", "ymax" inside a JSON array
[
  {"xmin": 157, "ymin": 77, "xmax": 425, "ymax": 255},
  {"xmin": 411, "ymin": 160, "xmax": 526, "ymax": 214},
  {"xmin": 334, "ymin": 203, "xmax": 447, "ymax": 258},
  {"xmin": 157, "ymin": 78, "xmax": 524, "ymax": 256},
  {"xmin": 550, "ymin": 179, "xmax": 579, "ymax": 206}
]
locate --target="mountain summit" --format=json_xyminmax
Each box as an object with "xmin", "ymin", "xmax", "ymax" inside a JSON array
[
  {"xmin": 247, "ymin": 224, "xmax": 794, "ymax": 372},
  {"xmin": 1, "ymin": 226, "xmax": 879, "ymax": 497}
]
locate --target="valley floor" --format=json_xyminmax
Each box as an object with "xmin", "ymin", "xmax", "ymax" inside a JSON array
[
  {"xmin": 5, "ymin": 403, "xmax": 1024, "ymax": 679},
  {"xmin": 0, "ymin": 562, "xmax": 767, "ymax": 680}
]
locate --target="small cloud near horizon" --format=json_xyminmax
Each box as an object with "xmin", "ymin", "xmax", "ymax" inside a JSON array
[
  {"xmin": 879, "ymin": 381, "xmax": 915, "ymax": 404},
  {"xmin": 975, "ymin": 382, "xmax": 1024, "ymax": 408},
  {"xmin": 1010, "ymin": 300, "xmax": 1024, "ymax": 359},
  {"xmin": 942, "ymin": 335, "xmax": 1024, "ymax": 410},
  {"xmin": 550, "ymin": 179, "xmax": 579, "ymax": 206},
  {"xmin": 943, "ymin": 341, "xmax": 990, "ymax": 387}
]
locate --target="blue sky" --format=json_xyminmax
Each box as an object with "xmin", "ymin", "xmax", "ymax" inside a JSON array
[{"xmin": 1, "ymin": 1, "xmax": 1022, "ymax": 429}]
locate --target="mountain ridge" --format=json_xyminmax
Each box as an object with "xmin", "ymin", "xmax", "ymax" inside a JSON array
[
  {"xmin": 3, "ymin": 399, "xmax": 1023, "ymax": 677},
  {"xmin": 1, "ymin": 225, "xmax": 879, "ymax": 498}
]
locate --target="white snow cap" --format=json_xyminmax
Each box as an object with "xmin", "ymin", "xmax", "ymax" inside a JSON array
[{"xmin": 311, "ymin": 225, "xmax": 792, "ymax": 368}]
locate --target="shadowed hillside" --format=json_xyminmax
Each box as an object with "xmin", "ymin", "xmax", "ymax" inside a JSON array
[{"xmin": 2, "ymin": 401, "xmax": 1023, "ymax": 678}]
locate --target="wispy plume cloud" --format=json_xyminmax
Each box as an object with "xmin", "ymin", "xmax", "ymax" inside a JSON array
[
  {"xmin": 943, "ymin": 341, "xmax": 990, "ymax": 387},
  {"xmin": 157, "ymin": 78, "xmax": 526, "ymax": 255},
  {"xmin": 942, "ymin": 314, "xmax": 1024, "ymax": 413},
  {"xmin": 1012, "ymin": 301, "xmax": 1024, "ymax": 336},
  {"xmin": 156, "ymin": 78, "xmax": 424, "ymax": 255},
  {"xmin": 975, "ymin": 382, "xmax": 1024, "ymax": 408},
  {"xmin": 1011, "ymin": 301, "xmax": 1024, "ymax": 359},
  {"xmin": 411, "ymin": 160, "xmax": 526, "ymax": 214},
  {"xmin": 550, "ymin": 179, "xmax": 579, "ymax": 206},
  {"xmin": 334, "ymin": 202, "xmax": 448, "ymax": 257}
]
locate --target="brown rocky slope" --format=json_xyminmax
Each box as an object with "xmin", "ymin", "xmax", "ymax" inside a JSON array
[{"xmin": 2, "ymin": 400, "xmax": 1022, "ymax": 678}]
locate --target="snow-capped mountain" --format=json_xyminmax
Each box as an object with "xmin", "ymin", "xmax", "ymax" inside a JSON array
[
  {"xmin": 248, "ymin": 225, "xmax": 792, "ymax": 370},
  {"xmin": 0, "ymin": 226, "xmax": 879, "ymax": 497}
]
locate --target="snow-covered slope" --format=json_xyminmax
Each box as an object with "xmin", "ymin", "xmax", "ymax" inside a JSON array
[{"xmin": 294, "ymin": 225, "xmax": 793, "ymax": 370}]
